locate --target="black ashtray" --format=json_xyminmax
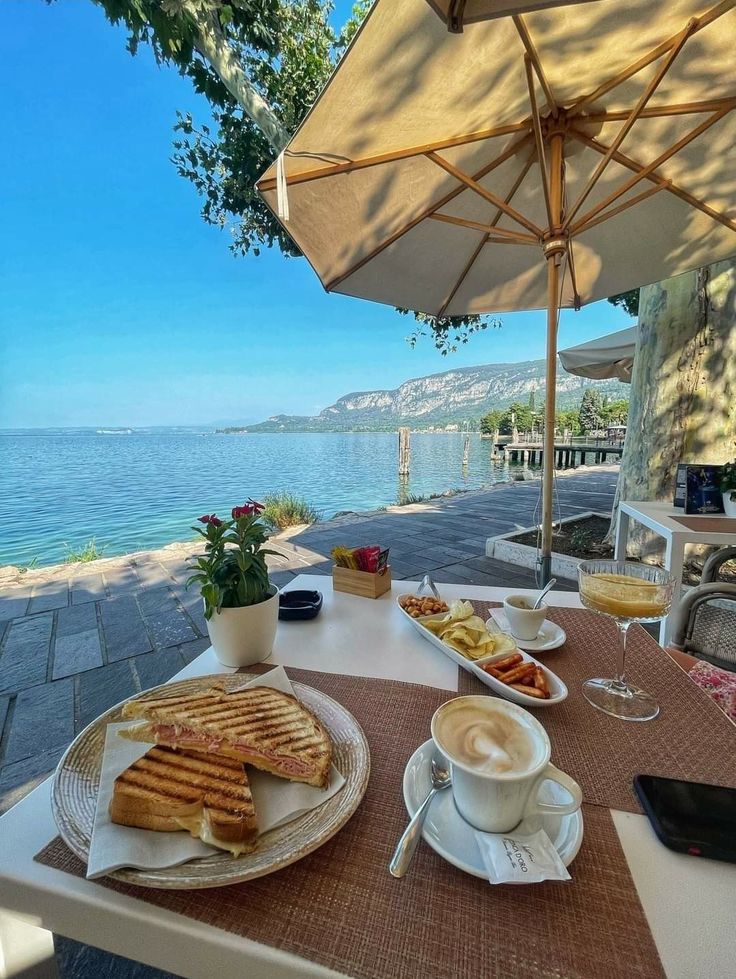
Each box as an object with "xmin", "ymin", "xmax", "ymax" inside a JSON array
[{"xmin": 279, "ymin": 589, "xmax": 323, "ymax": 621}]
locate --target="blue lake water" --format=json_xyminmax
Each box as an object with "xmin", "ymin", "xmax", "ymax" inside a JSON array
[{"xmin": 0, "ymin": 431, "xmax": 531, "ymax": 567}]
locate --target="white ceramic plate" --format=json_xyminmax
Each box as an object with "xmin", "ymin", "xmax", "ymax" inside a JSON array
[
  {"xmin": 52, "ymin": 675, "xmax": 370, "ymax": 889},
  {"xmin": 397, "ymin": 596, "xmax": 567, "ymax": 707},
  {"xmin": 487, "ymin": 608, "xmax": 567, "ymax": 652},
  {"xmin": 403, "ymin": 739, "xmax": 584, "ymax": 879}
]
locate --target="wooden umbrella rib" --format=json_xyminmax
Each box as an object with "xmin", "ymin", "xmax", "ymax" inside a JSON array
[
  {"xmin": 256, "ymin": 120, "xmax": 530, "ymax": 192},
  {"xmin": 436, "ymin": 235, "xmax": 488, "ymax": 318},
  {"xmin": 568, "ymin": 127, "xmax": 736, "ymax": 235},
  {"xmin": 569, "ymin": 106, "xmax": 735, "ymax": 232},
  {"xmin": 583, "ymin": 98, "xmax": 736, "ymax": 122},
  {"xmin": 436, "ymin": 153, "xmax": 536, "ymax": 318},
  {"xmin": 570, "ymin": 182, "xmax": 668, "ymax": 236},
  {"xmin": 569, "ymin": 0, "xmax": 735, "ymax": 115},
  {"xmin": 429, "ymin": 213, "xmax": 537, "ymax": 242},
  {"xmin": 565, "ymin": 239, "xmax": 581, "ymax": 310},
  {"xmin": 513, "ymin": 15, "xmax": 558, "ymax": 117},
  {"xmin": 324, "ymin": 132, "xmax": 533, "ymax": 291},
  {"xmin": 563, "ymin": 19, "xmax": 696, "ymax": 231},
  {"xmin": 426, "ymin": 152, "xmax": 543, "ymax": 237},
  {"xmin": 524, "ymin": 56, "xmax": 553, "ymax": 229},
  {"xmin": 437, "ymin": 150, "xmax": 537, "ymax": 316}
]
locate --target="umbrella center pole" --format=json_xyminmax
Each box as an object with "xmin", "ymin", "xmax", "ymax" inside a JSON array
[{"xmin": 539, "ymin": 131, "xmax": 566, "ymax": 586}]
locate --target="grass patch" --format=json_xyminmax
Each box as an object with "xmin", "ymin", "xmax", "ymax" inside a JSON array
[
  {"xmin": 397, "ymin": 493, "xmax": 427, "ymax": 506},
  {"xmin": 261, "ymin": 492, "xmax": 318, "ymax": 531},
  {"xmin": 64, "ymin": 539, "xmax": 105, "ymax": 564}
]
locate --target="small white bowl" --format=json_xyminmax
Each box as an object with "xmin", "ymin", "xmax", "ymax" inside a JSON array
[{"xmin": 503, "ymin": 595, "xmax": 548, "ymax": 642}]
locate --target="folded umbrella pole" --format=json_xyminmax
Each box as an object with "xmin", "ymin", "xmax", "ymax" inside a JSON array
[{"xmin": 258, "ymin": 0, "xmax": 736, "ymax": 582}]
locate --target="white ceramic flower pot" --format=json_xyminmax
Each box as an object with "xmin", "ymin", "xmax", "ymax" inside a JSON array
[
  {"xmin": 723, "ymin": 492, "xmax": 736, "ymax": 517},
  {"xmin": 205, "ymin": 585, "xmax": 280, "ymax": 668}
]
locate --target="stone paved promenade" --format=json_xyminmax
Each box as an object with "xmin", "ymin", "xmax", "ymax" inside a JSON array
[{"xmin": 0, "ymin": 466, "xmax": 616, "ymax": 813}]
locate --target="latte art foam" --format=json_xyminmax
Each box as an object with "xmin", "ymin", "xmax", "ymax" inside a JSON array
[{"xmin": 436, "ymin": 705, "xmax": 535, "ymax": 774}]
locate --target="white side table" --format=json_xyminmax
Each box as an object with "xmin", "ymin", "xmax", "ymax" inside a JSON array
[{"xmin": 614, "ymin": 500, "xmax": 736, "ymax": 644}]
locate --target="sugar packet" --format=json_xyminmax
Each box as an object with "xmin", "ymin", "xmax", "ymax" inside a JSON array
[{"xmin": 474, "ymin": 829, "xmax": 571, "ymax": 884}]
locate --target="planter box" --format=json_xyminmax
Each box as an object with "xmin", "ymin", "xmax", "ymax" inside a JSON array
[
  {"xmin": 332, "ymin": 565, "xmax": 392, "ymax": 599},
  {"xmin": 485, "ymin": 511, "xmax": 611, "ymax": 581}
]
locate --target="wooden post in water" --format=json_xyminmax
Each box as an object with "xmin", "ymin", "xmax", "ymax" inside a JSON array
[
  {"xmin": 398, "ymin": 427, "xmax": 410, "ymax": 476},
  {"xmin": 462, "ymin": 433, "xmax": 470, "ymax": 469}
]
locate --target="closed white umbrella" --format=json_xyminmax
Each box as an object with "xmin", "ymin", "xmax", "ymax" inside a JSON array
[
  {"xmin": 559, "ymin": 326, "xmax": 637, "ymax": 382},
  {"xmin": 258, "ymin": 0, "xmax": 736, "ymax": 582}
]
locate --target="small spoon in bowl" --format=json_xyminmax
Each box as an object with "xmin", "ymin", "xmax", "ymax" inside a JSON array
[{"xmin": 532, "ymin": 578, "xmax": 557, "ymax": 610}]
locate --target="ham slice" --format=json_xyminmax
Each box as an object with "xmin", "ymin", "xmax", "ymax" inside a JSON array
[{"xmin": 151, "ymin": 723, "xmax": 316, "ymax": 778}]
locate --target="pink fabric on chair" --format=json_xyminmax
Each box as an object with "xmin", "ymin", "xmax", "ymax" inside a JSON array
[{"xmin": 688, "ymin": 660, "xmax": 736, "ymax": 724}]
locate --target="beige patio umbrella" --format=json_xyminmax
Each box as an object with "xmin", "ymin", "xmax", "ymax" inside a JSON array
[
  {"xmin": 559, "ymin": 326, "xmax": 636, "ymax": 382},
  {"xmin": 257, "ymin": 0, "xmax": 736, "ymax": 583}
]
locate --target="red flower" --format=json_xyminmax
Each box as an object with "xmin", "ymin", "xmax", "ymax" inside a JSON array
[
  {"xmin": 247, "ymin": 498, "xmax": 265, "ymax": 514},
  {"xmin": 198, "ymin": 514, "xmax": 222, "ymax": 527},
  {"xmin": 232, "ymin": 503, "xmax": 253, "ymax": 519}
]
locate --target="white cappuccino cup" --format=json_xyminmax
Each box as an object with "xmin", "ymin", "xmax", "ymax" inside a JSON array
[{"xmin": 431, "ymin": 696, "xmax": 582, "ymax": 834}]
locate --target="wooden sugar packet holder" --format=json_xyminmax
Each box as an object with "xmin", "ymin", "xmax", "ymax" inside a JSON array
[{"xmin": 332, "ymin": 565, "xmax": 392, "ymax": 599}]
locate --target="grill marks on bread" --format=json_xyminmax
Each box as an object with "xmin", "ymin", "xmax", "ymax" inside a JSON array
[
  {"xmin": 116, "ymin": 746, "xmax": 255, "ymax": 819},
  {"xmin": 122, "ymin": 685, "xmax": 332, "ymax": 788},
  {"xmin": 110, "ymin": 745, "xmax": 258, "ymax": 851}
]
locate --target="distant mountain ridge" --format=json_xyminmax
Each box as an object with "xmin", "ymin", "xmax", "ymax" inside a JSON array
[{"xmin": 230, "ymin": 359, "xmax": 628, "ymax": 433}]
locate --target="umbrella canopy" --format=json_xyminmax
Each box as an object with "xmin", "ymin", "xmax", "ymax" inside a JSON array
[
  {"xmin": 559, "ymin": 326, "xmax": 637, "ymax": 382},
  {"xmin": 257, "ymin": 0, "xmax": 736, "ymax": 581},
  {"xmin": 426, "ymin": 1, "xmax": 603, "ymax": 33}
]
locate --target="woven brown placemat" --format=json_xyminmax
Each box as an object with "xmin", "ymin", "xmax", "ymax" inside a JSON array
[
  {"xmin": 36, "ymin": 667, "xmax": 664, "ymax": 979},
  {"xmin": 465, "ymin": 603, "xmax": 736, "ymax": 814}
]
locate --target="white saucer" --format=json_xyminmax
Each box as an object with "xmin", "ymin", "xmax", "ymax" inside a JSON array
[
  {"xmin": 488, "ymin": 609, "xmax": 567, "ymax": 652},
  {"xmin": 402, "ymin": 740, "xmax": 583, "ymax": 879}
]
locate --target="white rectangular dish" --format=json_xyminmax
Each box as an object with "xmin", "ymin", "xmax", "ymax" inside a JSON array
[{"xmin": 397, "ymin": 597, "xmax": 567, "ymax": 707}]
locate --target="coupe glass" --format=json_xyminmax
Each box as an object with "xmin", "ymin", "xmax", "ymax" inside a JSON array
[{"xmin": 578, "ymin": 560, "xmax": 675, "ymax": 722}]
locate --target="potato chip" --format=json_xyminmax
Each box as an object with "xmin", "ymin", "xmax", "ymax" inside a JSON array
[{"xmin": 423, "ymin": 601, "xmax": 516, "ymax": 660}]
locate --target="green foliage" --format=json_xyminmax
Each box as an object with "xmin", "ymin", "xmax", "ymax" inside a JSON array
[
  {"xmin": 260, "ymin": 491, "xmax": 318, "ymax": 529},
  {"xmin": 528, "ymin": 388, "xmax": 536, "ymax": 412},
  {"xmin": 569, "ymin": 526, "xmax": 593, "ymax": 552},
  {"xmin": 721, "ymin": 460, "xmax": 736, "ymax": 498},
  {"xmin": 480, "ymin": 409, "xmax": 503, "ymax": 435},
  {"xmin": 607, "ymin": 290, "xmax": 640, "ymax": 317},
  {"xmin": 600, "ymin": 399, "xmax": 629, "ymax": 426},
  {"xmin": 555, "ymin": 408, "xmax": 582, "ymax": 436},
  {"xmin": 499, "ymin": 402, "xmax": 534, "ymax": 435},
  {"xmin": 400, "ymin": 309, "xmax": 500, "ymax": 355},
  {"xmin": 578, "ymin": 388, "xmax": 603, "ymax": 434},
  {"xmin": 187, "ymin": 504, "xmax": 280, "ymax": 619},
  {"xmin": 64, "ymin": 539, "xmax": 105, "ymax": 564}
]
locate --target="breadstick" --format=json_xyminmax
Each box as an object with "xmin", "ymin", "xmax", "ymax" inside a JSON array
[
  {"xmin": 489, "ymin": 652, "xmax": 523, "ymax": 672},
  {"xmin": 497, "ymin": 662, "xmax": 536, "ymax": 684},
  {"xmin": 509, "ymin": 683, "xmax": 547, "ymax": 699},
  {"xmin": 534, "ymin": 666, "xmax": 550, "ymax": 695}
]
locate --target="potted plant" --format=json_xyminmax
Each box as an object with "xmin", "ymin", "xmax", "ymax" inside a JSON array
[
  {"xmin": 721, "ymin": 461, "xmax": 736, "ymax": 517},
  {"xmin": 187, "ymin": 499, "xmax": 280, "ymax": 667}
]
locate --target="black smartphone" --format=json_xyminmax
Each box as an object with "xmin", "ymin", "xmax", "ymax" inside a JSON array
[{"xmin": 634, "ymin": 775, "xmax": 736, "ymax": 863}]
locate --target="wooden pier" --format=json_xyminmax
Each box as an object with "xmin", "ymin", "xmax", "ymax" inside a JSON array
[{"xmin": 492, "ymin": 439, "xmax": 623, "ymax": 468}]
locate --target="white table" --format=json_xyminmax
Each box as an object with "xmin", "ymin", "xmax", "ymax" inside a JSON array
[
  {"xmin": 1, "ymin": 575, "xmax": 734, "ymax": 979},
  {"xmin": 614, "ymin": 500, "xmax": 736, "ymax": 644}
]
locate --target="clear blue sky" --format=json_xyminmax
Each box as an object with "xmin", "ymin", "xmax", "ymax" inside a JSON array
[{"xmin": 0, "ymin": 0, "xmax": 633, "ymax": 429}]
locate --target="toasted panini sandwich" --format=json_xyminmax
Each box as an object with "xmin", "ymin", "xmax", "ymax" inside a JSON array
[
  {"xmin": 109, "ymin": 745, "xmax": 258, "ymax": 855},
  {"xmin": 120, "ymin": 685, "xmax": 332, "ymax": 789}
]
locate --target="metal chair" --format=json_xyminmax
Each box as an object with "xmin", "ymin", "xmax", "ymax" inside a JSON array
[
  {"xmin": 670, "ymin": 579, "xmax": 736, "ymax": 673},
  {"xmin": 701, "ymin": 546, "xmax": 736, "ymax": 584}
]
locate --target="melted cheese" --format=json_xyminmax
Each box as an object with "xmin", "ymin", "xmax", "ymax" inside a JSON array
[{"xmin": 174, "ymin": 812, "xmax": 254, "ymax": 857}]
